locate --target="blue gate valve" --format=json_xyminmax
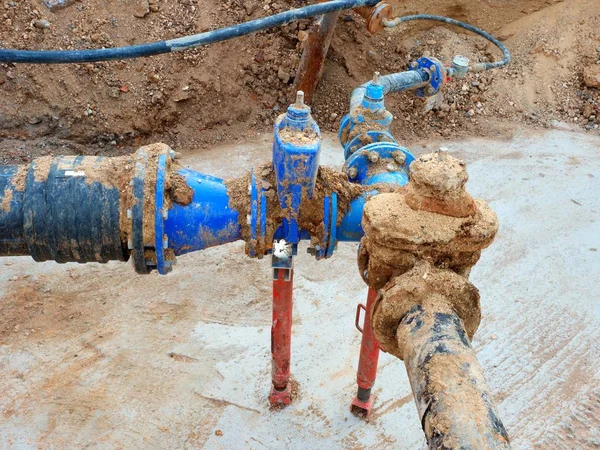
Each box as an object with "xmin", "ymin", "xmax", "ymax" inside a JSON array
[
  {"xmin": 339, "ymin": 72, "xmax": 395, "ymax": 160},
  {"xmin": 272, "ymin": 91, "xmax": 321, "ymax": 246}
]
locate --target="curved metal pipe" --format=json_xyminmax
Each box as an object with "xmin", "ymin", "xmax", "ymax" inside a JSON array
[
  {"xmin": 350, "ymin": 70, "xmax": 429, "ymax": 111},
  {"xmin": 383, "ymin": 14, "xmax": 511, "ymax": 72}
]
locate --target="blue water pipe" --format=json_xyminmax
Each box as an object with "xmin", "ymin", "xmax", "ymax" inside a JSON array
[
  {"xmin": 0, "ymin": 33, "xmax": 511, "ymax": 273},
  {"xmin": 0, "ymin": 67, "xmax": 426, "ymax": 273},
  {"xmin": 0, "ymin": 0, "xmax": 379, "ymax": 64}
]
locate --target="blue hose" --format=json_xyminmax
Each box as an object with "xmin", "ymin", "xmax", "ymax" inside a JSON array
[
  {"xmin": 0, "ymin": 0, "xmax": 378, "ymax": 64},
  {"xmin": 383, "ymin": 14, "xmax": 510, "ymax": 71}
]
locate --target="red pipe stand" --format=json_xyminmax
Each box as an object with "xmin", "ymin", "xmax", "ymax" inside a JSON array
[
  {"xmin": 269, "ymin": 266, "xmax": 294, "ymax": 405},
  {"xmin": 351, "ymin": 287, "xmax": 381, "ymax": 416}
]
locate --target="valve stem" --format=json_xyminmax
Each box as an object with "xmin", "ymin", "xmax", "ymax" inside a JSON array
[
  {"xmin": 295, "ymin": 90, "xmax": 305, "ymax": 107},
  {"xmin": 373, "ymin": 71, "xmax": 381, "ymax": 85}
]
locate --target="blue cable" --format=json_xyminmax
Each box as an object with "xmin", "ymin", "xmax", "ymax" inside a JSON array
[
  {"xmin": 0, "ymin": 0, "xmax": 379, "ymax": 64},
  {"xmin": 383, "ymin": 14, "xmax": 510, "ymax": 71}
]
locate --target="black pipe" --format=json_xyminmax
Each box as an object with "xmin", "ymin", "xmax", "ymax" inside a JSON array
[
  {"xmin": 0, "ymin": 157, "xmax": 128, "ymax": 264},
  {"xmin": 398, "ymin": 303, "xmax": 510, "ymax": 449},
  {"xmin": 0, "ymin": 165, "xmax": 27, "ymax": 256}
]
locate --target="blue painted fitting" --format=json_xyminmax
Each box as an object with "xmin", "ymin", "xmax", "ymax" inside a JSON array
[
  {"xmin": 164, "ymin": 169, "xmax": 242, "ymax": 257},
  {"xmin": 410, "ymin": 56, "xmax": 446, "ymax": 98},
  {"xmin": 272, "ymin": 91, "xmax": 321, "ymax": 244},
  {"xmin": 339, "ymin": 73, "xmax": 394, "ymax": 157},
  {"xmin": 336, "ymin": 194, "xmax": 365, "ymax": 242},
  {"xmin": 344, "ymin": 142, "xmax": 415, "ymax": 186}
]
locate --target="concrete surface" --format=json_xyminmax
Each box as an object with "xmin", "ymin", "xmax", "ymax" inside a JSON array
[{"xmin": 0, "ymin": 129, "xmax": 599, "ymax": 449}]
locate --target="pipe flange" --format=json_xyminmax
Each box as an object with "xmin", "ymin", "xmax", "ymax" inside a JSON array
[
  {"xmin": 248, "ymin": 169, "xmax": 269, "ymax": 258},
  {"xmin": 371, "ymin": 263, "xmax": 481, "ymax": 359},
  {"xmin": 412, "ymin": 56, "xmax": 446, "ymax": 98},
  {"xmin": 308, "ymin": 193, "xmax": 338, "ymax": 260},
  {"xmin": 131, "ymin": 143, "xmax": 177, "ymax": 274},
  {"xmin": 365, "ymin": 2, "xmax": 393, "ymax": 34},
  {"xmin": 344, "ymin": 141, "xmax": 415, "ymax": 185},
  {"xmin": 343, "ymin": 130, "xmax": 395, "ymax": 159}
]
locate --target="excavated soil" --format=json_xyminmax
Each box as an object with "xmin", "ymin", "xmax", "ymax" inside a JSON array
[{"xmin": 0, "ymin": 0, "xmax": 598, "ymax": 164}]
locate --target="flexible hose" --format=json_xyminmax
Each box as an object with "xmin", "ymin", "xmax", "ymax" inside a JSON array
[
  {"xmin": 0, "ymin": 0, "xmax": 379, "ymax": 64},
  {"xmin": 383, "ymin": 14, "xmax": 511, "ymax": 71}
]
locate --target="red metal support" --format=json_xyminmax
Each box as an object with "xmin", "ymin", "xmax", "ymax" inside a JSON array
[
  {"xmin": 269, "ymin": 267, "xmax": 294, "ymax": 405},
  {"xmin": 351, "ymin": 287, "xmax": 381, "ymax": 416}
]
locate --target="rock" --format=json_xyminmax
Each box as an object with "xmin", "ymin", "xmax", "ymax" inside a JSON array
[
  {"xmin": 173, "ymin": 87, "xmax": 191, "ymax": 102},
  {"xmin": 277, "ymin": 67, "xmax": 290, "ymax": 84},
  {"xmin": 426, "ymin": 40, "xmax": 437, "ymax": 45},
  {"xmin": 33, "ymin": 19, "xmax": 50, "ymax": 29},
  {"xmin": 242, "ymin": 0, "xmax": 257, "ymax": 15},
  {"xmin": 133, "ymin": 0, "xmax": 150, "ymax": 18},
  {"xmin": 42, "ymin": 0, "xmax": 75, "ymax": 10},
  {"xmin": 496, "ymin": 31, "xmax": 514, "ymax": 41},
  {"xmin": 583, "ymin": 65, "xmax": 600, "ymax": 88},
  {"xmin": 583, "ymin": 103, "xmax": 594, "ymax": 118},
  {"xmin": 466, "ymin": 109, "xmax": 475, "ymax": 118},
  {"xmin": 297, "ymin": 30, "xmax": 308, "ymax": 42},
  {"xmin": 147, "ymin": 73, "xmax": 161, "ymax": 84},
  {"xmin": 28, "ymin": 116, "xmax": 43, "ymax": 125}
]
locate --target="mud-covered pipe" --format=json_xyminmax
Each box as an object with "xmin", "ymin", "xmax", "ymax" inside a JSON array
[
  {"xmin": 398, "ymin": 303, "xmax": 510, "ymax": 449},
  {"xmin": 0, "ymin": 156, "xmax": 128, "ymax": 264},
  {"xmin": 0, "ymin": 154, "xmax": 389, "ymax": 265},
  {"xmin": 0, "ymin": 155, "xmax": 242, "ymax": 268},
  {"xmin": 0, "ymin": 165, "xmax": 27, "ymax": 256},
  {"xmin": 349, "ymin": 70, "xmax": 429, "ymax": 111}
]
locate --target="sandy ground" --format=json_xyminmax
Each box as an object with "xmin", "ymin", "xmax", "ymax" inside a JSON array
[{"xmin": 0, "ymin": 127, "xmax": 598, "ymax": 449}]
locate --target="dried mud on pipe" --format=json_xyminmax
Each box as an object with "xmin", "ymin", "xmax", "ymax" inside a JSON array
[
  {"xmin": 226, "ymin": 163, "xmax": 390, "ymax": 254},
  {"xmin": 1, "ymin": 187, "xmax": 13, "ymax": 212},
  {"xmin": 278, "ymin": 127, "xmax": 319, "ymax": 146},
  {"xmin": 9, "ymin": 147, "xmax": 193, "ymax": 257}
]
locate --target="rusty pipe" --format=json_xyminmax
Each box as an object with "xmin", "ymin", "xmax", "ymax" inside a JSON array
[
  {"xmin": 294, "ymin": 2, "xmax": 392, "ymax": 104},
  {"xmin": 293, "ymin": 11, "xmax": 340, "ymax": 104}
]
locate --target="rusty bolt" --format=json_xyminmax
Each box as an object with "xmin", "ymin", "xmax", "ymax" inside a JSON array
[{"xmin": 348, "ymin": 167, "xmax": 358, "ymax": 180}]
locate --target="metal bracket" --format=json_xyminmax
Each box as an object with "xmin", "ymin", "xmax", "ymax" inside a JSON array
[
  {"xmin": 272, "ymin": 240, "xmax": 294, "ymax": 280},
  {"xmin": 355, "ymin": 303, "xmax": 366, "ymax": 333}
]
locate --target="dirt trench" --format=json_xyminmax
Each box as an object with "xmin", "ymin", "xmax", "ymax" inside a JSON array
[{"xmin": 0, "ymin": 0, "xmax": 597, "ymax": 165}]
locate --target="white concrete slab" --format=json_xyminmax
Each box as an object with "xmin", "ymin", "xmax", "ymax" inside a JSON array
[{"xmin": 0, "ymin": 129, "xmax": 598, "ymax": 449}]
